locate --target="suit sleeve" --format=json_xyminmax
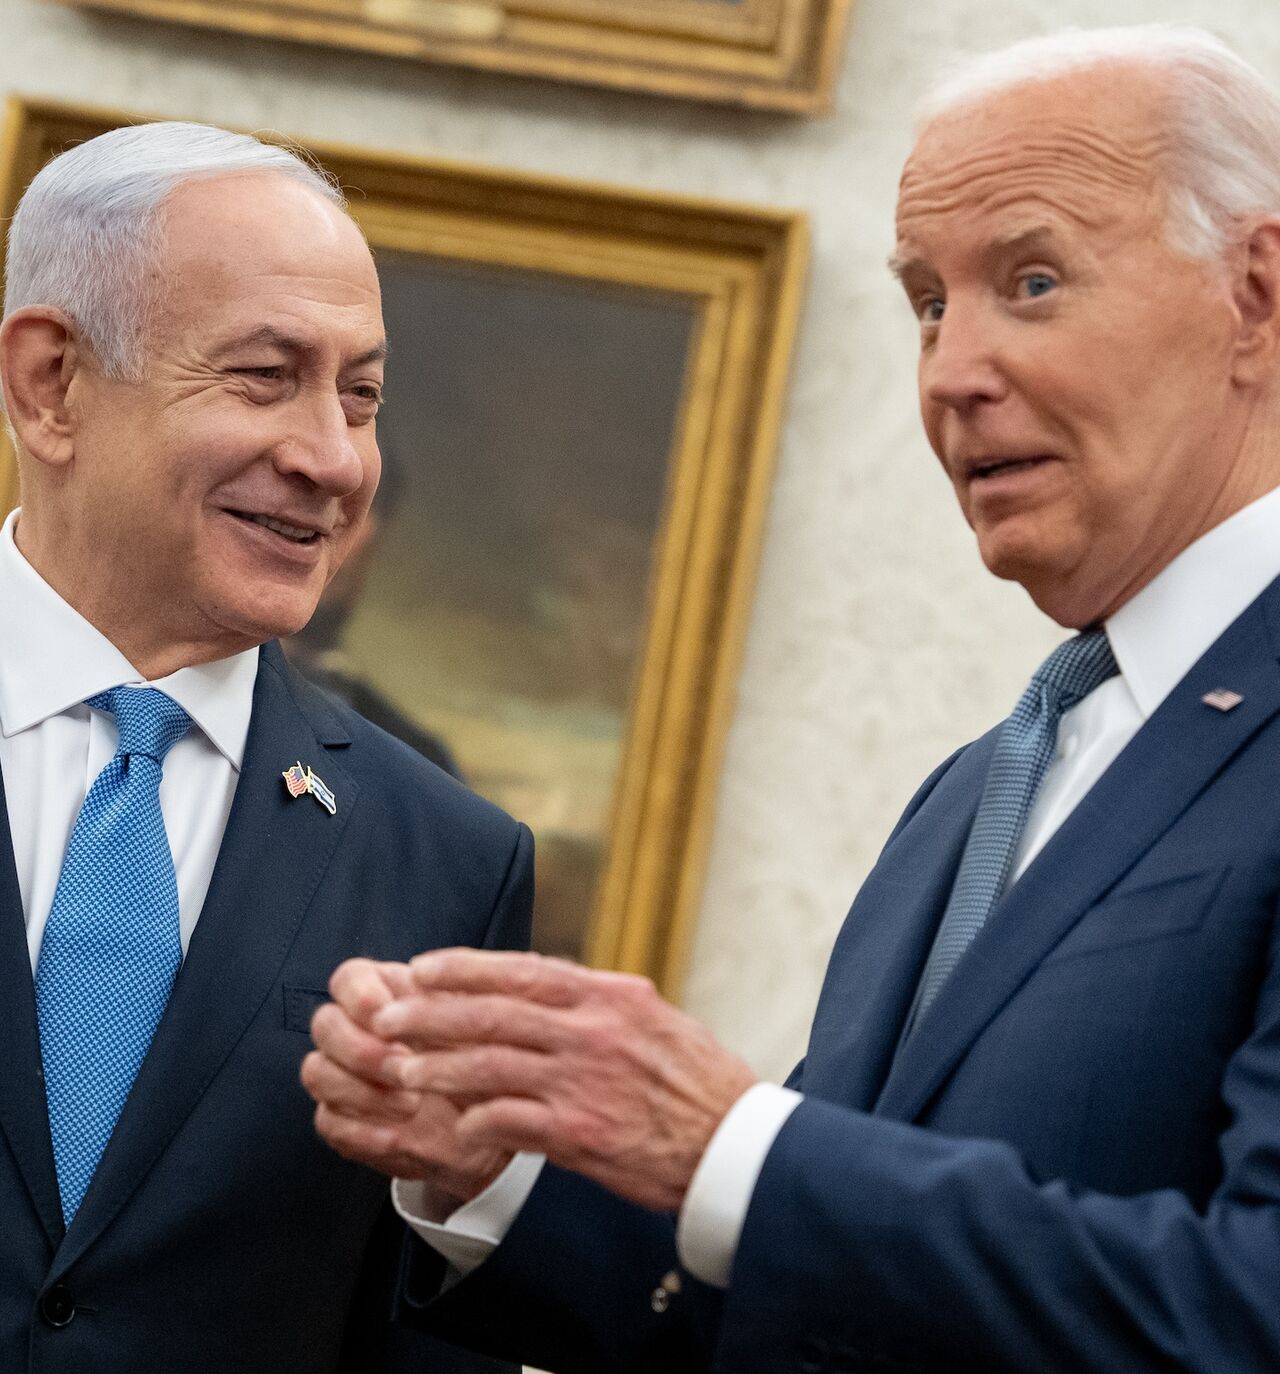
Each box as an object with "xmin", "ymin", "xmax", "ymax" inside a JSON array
[
  {"xmin": 401, "ymin": 1164, "xmax": 723, "ymax": 1374},
  {"xmin": 714, "ymin": 907, "xmax": 1280, "ymax": 1373}
]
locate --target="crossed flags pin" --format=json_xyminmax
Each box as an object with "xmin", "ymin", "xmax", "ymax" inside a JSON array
[{"xmin": 282, "ymin": 761, "xmax": 337, "ymax": 815}]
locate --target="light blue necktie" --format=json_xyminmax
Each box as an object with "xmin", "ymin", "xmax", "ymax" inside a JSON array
[
  {"xmin": 36, "ymin": 686, "xmax": 191, "ymax": 1224},
  {"xmin": 910, "ymin": 629, "xmax": 1119, "ymax": 1029}
]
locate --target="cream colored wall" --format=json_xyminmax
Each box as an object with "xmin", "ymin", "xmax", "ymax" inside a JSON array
[{"xmin": 6, "ymin": 0, "xmax": 1280, "ymax": 1086}]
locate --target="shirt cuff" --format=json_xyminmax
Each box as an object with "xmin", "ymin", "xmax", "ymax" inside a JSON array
[
  {"xmin": 676, "ymin": 1082, "xmax": 803, "ymax": 1289},
  {"xmin": 393, "ymin": 1152, "xmax": 546, "ymax": 1276}
]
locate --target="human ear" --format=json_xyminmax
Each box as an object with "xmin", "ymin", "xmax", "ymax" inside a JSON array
[
  {"xmin": 0, "ymin": 308, "xmax": 83, "ymax": 467},
  {"xmin": 1228, "ymin": 218, "xmax": 1280, "ymax": 388}
]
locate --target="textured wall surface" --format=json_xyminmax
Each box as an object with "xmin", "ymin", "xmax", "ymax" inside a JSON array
[{"xmin": 4, "ymin": 0, "xmax": 1280, "ymax": 1085}]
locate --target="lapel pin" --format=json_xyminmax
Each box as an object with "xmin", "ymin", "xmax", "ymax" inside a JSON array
[
  {"xmin": 305, "ymin": 767, "xmax": 337, "ymax": 816},
  {"xmin": 282, "ymin": 761, "xmax": 337, "ymax": 815},
  {"xmin": 1202, "ymin": 689, "xmax": 1244, "ymax": 713}
]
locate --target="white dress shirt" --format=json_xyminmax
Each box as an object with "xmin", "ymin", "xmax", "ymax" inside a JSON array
[
  {"xmin": 0, "ymin": 509, "xmax": 259, "ymax": 971},
  {"xmin": 402, "ymin": 483, "xmax": 1280, "ymax": 1290}
]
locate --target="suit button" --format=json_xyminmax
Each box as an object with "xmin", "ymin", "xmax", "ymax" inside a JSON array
[{"xmin": 39, "ymin": 1283, "xmax": 75, "ymax": 1328}]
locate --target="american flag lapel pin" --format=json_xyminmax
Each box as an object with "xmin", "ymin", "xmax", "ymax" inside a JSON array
[
  {"xmin": 283, "ymin": 761, "xmax": 310, "ymax": 797},
  {"xmin": 1202, "ymin": 689, "xmax": 1244, "ymax": 713},
  {"xmin": 305, "ymin": 767, "xmax": 338, "ymax": 816},
  {"xmin": 1203, "ymin": 692, "xmax": 1247, "ymax": 714}
]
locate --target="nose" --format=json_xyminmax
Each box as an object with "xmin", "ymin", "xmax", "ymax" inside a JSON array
[
  {"xmin": 273, "ymin": 391, "xmax": 367, "ymax": 497},
  {"xmin": 919, "ymin": 299, "xmax": 1009, "ymax": 415}
]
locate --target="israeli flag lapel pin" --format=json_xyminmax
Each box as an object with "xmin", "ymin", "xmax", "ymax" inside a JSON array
[{"xmin": 305, "ymin": 767, "xmax": 338, "ymax": 816}]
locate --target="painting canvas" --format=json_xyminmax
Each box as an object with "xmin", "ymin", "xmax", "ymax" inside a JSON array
[
  {"xmin": 51, "ymin": 0, "xmax": 854, "ymax": 113},
  {"xmin": 0, "ymin": 97, "xmax": 808, "ymax": 993},
  {"xmin": 334, "ymin": 255, "xmax": 695, "ymax": 959}
]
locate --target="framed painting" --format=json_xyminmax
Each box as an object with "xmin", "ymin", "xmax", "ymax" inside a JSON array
[
  {"xmin": 0, "ymin": 97, "xmax": 807, "ymax": 996},
  {"xmin": 50, "ymin": 0, "xmax": 854, "ymax": 114}
]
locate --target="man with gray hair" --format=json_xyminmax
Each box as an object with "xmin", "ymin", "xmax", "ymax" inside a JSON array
[
  {"xmin": 308, "ymin": 23, "xmax": 1280, "ymax": 1371},
  {"xmin": 0, "ymin": 121, "xmax": 529, "ymax": 1371}
]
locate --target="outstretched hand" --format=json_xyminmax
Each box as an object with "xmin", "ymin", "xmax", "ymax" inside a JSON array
[{"xmin": 368, "ymin": 949, "xmax": 759, "ymax": 1213}]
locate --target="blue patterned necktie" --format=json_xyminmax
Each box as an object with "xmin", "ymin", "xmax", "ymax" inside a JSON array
[
  {"xmin": 36, "ymin": 686, "xmax": 192, "ymax": 1224},
  {"xmin": 910, "ymin": 629, "xmax": 1119, "ymax": 1029}
]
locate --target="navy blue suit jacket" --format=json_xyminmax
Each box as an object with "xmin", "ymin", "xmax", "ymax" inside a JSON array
[
  {"xmin": 0, "ymin": 643, "xmax": 531, "ymax": 1374},
  {"xmin": 411, "ymin": 577, "xmax": 1280, "ymax": 1372}
]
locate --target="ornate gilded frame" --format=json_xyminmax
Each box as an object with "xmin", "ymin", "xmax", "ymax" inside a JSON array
[
  {"xmin": 0, "ymin": 97, "xmax": 807, "ymax": 997},
  {"xmin": 51, "ymin": 0, "xmax": 853, "ymax": 113}
]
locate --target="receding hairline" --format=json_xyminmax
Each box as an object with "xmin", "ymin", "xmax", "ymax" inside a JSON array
[
  {"xmin": 135, "ymin": 168, "xmax": 378, "ymax": 339},
  {"xmin": 1, "ymin": 121, "xmax": 356, "ymax": 380}
]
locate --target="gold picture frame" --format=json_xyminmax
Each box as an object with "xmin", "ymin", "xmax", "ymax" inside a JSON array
[
  {"xmin": 0, "ymin": 97, "xmax": 807, "ymax": 998},
  {"xmin": 50, "ymin": 0, "xmax": 853, "ymax": 114}
]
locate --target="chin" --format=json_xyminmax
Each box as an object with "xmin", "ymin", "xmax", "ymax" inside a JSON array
[
  {"xmin": 973, "ymin": 551, "xmax": 1079, "ymax": 629},
  {"xmin": 207, "ymin": 585, "xmax": 325, "ymax": 648}
]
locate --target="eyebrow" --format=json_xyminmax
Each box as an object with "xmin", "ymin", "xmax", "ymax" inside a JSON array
[
  {"xmin": 215, "ymin": 325, "xmax": 388, "ymax": 366},
  {"xmin": 887, "ymin": 225, "xmax": 1062, "ymax": 283}
]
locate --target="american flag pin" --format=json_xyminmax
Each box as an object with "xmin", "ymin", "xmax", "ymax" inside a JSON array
[
  {"xmin": 1202, "ymin": 689, "xmax": 1244, "ymax": 713},
  {"xmin": 282, "ymin": 761, "xmax": 309, "ymax": 797}
]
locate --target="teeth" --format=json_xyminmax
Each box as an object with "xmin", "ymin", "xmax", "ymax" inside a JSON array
[{"xmin": 248, "ymin": 514, "xmax": 314, "ymax": 541}]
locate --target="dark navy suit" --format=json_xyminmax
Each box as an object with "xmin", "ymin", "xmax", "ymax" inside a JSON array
[
  {"xmin": 411, "ymin": 577, "xmax": 1280, "ymax": 1372},
  {"xmin": 0, "ymin": 643, "xmax": 530, "ymax": 1374}
]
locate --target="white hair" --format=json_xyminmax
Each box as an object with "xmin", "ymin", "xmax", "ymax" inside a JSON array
[
  {"xmin": 3, "ymin": 121, "xmax": 344, "ymax": 378},
  {"xmin": 917, "ymin": 25, "xmax": 1280, "ymax": 260}
]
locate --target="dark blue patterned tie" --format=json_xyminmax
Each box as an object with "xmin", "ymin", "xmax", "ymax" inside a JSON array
[
  {"xmin": 911, "ymin": 629, "xmax": 1119, "ymax": 1028},
  {"xmin": 36, "ymin": 686, "xmax": 191, "ymax": 1224}
]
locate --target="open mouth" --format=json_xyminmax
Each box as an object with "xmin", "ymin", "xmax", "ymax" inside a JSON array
[
  {"xmin": 970, "ymin": 455, "xmax": 1052, "ymax": 480},
  {"xmin": 228, "ymin": 511, "xmax": 321, "ymax": 545}
]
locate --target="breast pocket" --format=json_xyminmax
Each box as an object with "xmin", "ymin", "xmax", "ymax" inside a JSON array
[
  {"xmin": 282, "ymin": 985, "xmax": 331, "ymax": 1033},
  {"xmin": 1044, "ymin": 867, "xmax": 1229, "ymax": 964}
]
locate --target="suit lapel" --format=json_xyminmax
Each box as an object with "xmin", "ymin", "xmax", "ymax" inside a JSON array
[
  {"xmin": 0, "ymin": 762, "xmax": 65, "ymax": 1247},
  {"xmin": 55, "ymin": 646, "xmax": 359, "ymax": 1269},
  {"xmin": 877, "ymin": 587, "xmax": 1280, "ymax": 1123},
  {"xmin": 801, "ymin": 742, "xmax": 990, "ymax": 1111}
]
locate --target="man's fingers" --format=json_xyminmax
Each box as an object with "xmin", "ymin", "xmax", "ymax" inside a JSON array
[
  {"xmin": 395, "ymin": 1044, "xmax": 552, "ymax": 1101},
  {"xmin": 372, "ymin": 990, "xmax": 567, "ymax": 1051},
  {"xmin": 328, "ymin": 958, "xmax": 402, "ymax": 1026},
  {"xmin": 455, "ymin": 1097, "xmax": 557, "ymax": 1158},
  {"xmin": 313, "ymin": 1104, "xmax": 426, "ymax": 1179},
  {"xmin": 310, "ymin": 1001, "xmax": 406, "ymax": 1087},
  {"xmin": 408, "ymin": 949, "xmax": 585, "ymax": 1006},
  {"xmin": 300, "ymin": 1050, "xmax": 419, "ymax": 1120}
]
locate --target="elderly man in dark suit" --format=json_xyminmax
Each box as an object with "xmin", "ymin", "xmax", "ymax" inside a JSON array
[
  {"xmin": 307, "ymin": 23, "xmax": 1280, "ymax": 1373},
  {"xmin": 0, "ymin": 121, "xmax": 527, "ymax": 1373}
]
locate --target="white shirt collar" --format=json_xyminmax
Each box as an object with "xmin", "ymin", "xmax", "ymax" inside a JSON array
[
  {"xmin": 1106, "ymin": 483, "xmax": 1280, "ymax": 720},
  {"xmin": 0, "ymin": 508, "xmax": 258, "ymax": 769}
]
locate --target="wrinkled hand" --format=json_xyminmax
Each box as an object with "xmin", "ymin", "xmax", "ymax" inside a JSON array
[
  {"xmin": 370, "ymin": 949, "xmax": 759, "ymax": 1213},
  {"xmin": 302, "ymin": 958, "xmax": 512, "ymax": 1219}
]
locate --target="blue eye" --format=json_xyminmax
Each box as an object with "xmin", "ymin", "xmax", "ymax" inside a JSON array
[
  {"xmin": 1021, "ymin": 273, "xmax": 1057, "ymax": 299},
  {"xmin": 920, "ymin": 297, "xmax": 945, "ymax": 323}
]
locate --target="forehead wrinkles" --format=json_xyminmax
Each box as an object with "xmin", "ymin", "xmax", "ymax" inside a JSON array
[{"xmin": 897, "ymin": 122, "xmax": 1172, "ymax": 235}]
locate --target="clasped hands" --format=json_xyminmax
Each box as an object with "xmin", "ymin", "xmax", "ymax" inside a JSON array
[{"xmin": 302, "ymin": 950, "xmax": 759, "ymax": 1219}]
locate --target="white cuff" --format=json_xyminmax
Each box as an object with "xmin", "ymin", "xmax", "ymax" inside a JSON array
[
  {"xmin": 676, "ymin": 1082, "xmax": 802, "ymax": 1289},
  {"xmin": 393, "ymin": 1152, "xmax": 546, "ymax": 1276}
]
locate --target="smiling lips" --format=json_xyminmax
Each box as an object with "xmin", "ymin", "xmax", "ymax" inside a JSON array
[{"xmin": 228, "ymin": 510, "xmax": 325, "ymax": 544}]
